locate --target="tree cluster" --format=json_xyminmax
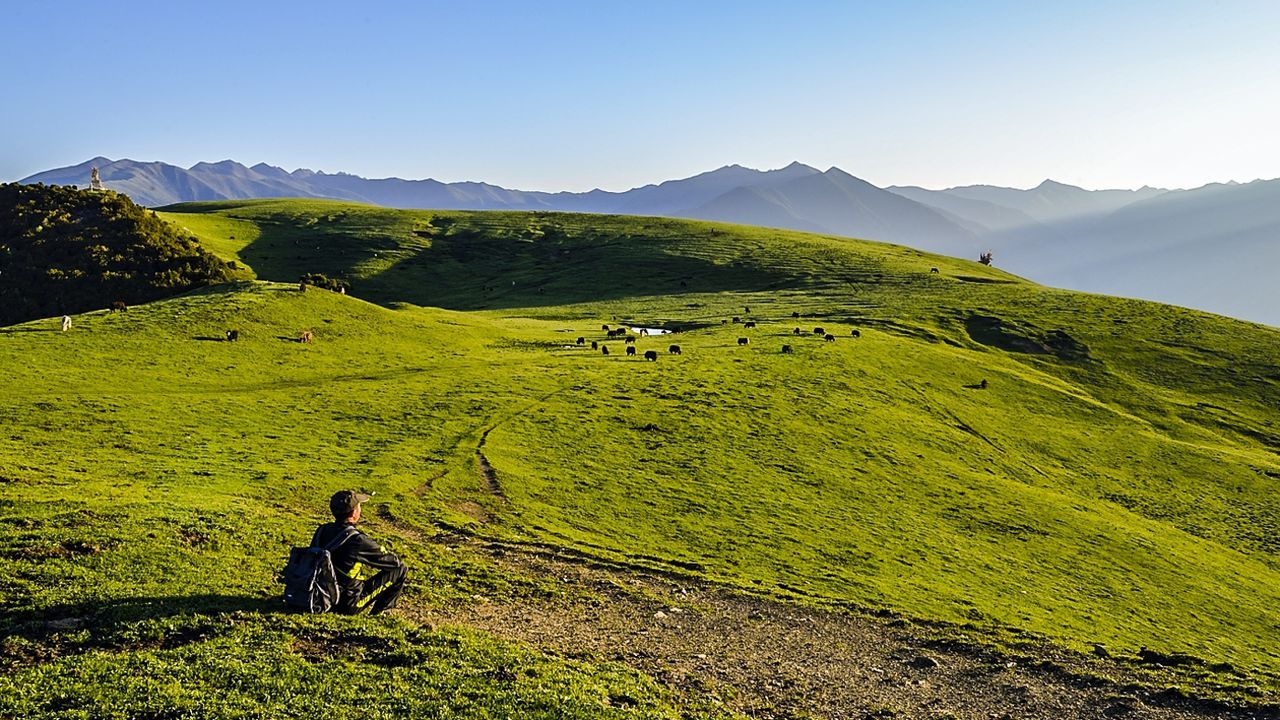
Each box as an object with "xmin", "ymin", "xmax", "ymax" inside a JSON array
[{"xmin": 0, "ymin": 183, "xmax": 244, "ymax": 326}]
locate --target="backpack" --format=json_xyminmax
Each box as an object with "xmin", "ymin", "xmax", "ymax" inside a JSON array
[{"xmin": 281, "ymin": 526, "xmax": 357, "ymax": 613}]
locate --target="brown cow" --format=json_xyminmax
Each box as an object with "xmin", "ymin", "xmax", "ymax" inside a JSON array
[
  {"xmin": 300, "ymin": 330, "xmax": 314, "ymax": 343},
  {"xmin": 110, "ymin": 300, "xmax": 127, "ymax": 312}
]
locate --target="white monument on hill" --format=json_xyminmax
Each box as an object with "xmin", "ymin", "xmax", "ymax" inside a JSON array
[{"xmin": 89, "ymin": 167, "xmax": 104, "ymax": 191}]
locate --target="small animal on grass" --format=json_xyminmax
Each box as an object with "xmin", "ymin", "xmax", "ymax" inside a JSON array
[
  {"xmin": 576, "ymin": 336, "xmax": 585, "ymax": 345},
  {"xmin": 851, "ymin": 329, "xmax": 861, "ymax": 337},
  {"xmin": 591, "ymin": 341, "xmax": 598, "ymax": 350},
  {"xmin": 782, "ymin": 344, "xmax": 793, "ymax": 354},
  {"xmin": 813, "ymin": 327, "xmax": 825, "ymax": 335},
  {"xmin": 930, "ymin": 267, "xmax": 940, "ymax": 274},
  {"xmin": 668, "ymin": 344, "xmax": 681, "ymax": 355},
  {"xmin": 111, "ymin": 300, "xmax": 127, "ymax": 312},
  {"xmin": 644, "ymin": 350, "xmax": 658, "ymax": 361},
  {"xmin": 721, "ymin": 319, "xmax": 728, "ymax": 324},
  {"xmin": 639, "ymin": 329, "xmax": 649, "ymax": 336},
  {"xmin": 737, "ymin": 337, "xmax": 749, "ymax": 346},
  {"xmin": 602, "ymin": 324, "xmax": 610, "ymax": 331},
  {"xmin": 61, "ymin": 315, "xmax": 71, "ymax": 332},
  {"xmin": 626, "ymin": 345, "xmax": 637, "ymax": 356},
  {"xmin": 624, "ymin": 336, "xmax": 636, "ymax": 345},
  {"xmin": 299, "ymin": 282, "xmax": 307, "ymax": 292},
  {"xmin": 792, "ymin": 311, "xmax": 800, "ymax": 318},
  {"xmin": 824, "ymin": 334, "xmax": 836, "ymax": 342},
  {"xmin": 226, "ymin": 330, "xmax": 239, "ymax": 342},
  {"xmin": 793, "ymin": 327, "xmax": 802, "ymax": 335},
  {"xmin": 732, "ymin": 316, "xmax": 741, "ymax": 323},
  {"xmin": 744, "ymin": 321, "xmax": 756, "ymax": 329},
  {"xmin": 744, "ymin": 306, "xmax": 750, "ymax": 313},
  {"xmin": 299, "ymin": 330, "xmax": 314, "ymax": 343},
  {"xmin": 601, "ymin": 345, "xmax": 609, "ymax": 355},
  {"xmin": 980, "ymin": 378, "xmax": 988, "ymax": 389}
]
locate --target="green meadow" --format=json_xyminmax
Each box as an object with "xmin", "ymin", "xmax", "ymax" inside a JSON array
[{"xmin": 2, "ymin": 199, "xmax": 1278, "ymax": 716}]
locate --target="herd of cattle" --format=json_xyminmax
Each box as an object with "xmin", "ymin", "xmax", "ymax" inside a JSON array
[{"xmin": 579, "ymin": 309, "xmax": 861, "ymax": 362}]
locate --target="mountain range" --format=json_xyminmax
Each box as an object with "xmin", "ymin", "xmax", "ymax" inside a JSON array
[{"xmin": 19, "ymin": 157, "xmax": 1280, "ymax": 327}]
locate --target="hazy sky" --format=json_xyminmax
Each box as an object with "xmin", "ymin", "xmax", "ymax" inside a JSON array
[{"xmin": 4, "ymin": 1, "xmax": 1277, "ymax": 192}]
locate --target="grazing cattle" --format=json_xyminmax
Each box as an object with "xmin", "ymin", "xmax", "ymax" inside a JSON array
[
  {"xmin": 792, "ymin": 311, "xmax": 800, "ymax": 318},
  {"xmin": 591, "ymin": 341, "xmax": 598, "ymax": 350},
  {"xmin": 644, "ymin": 350, "xmax": 658, "ymax": 361},
  {"xmin": 930, "ymin": 267, "xmax": 940, "ymax": 274},
  {"xmin": 743, "ymin": 321, "xmax": 756, "ymax": 329},
  {"xmin": 737, "ymin": 337, "xmax": 749, "ymax": 346},
  {"xmin": 744, "ymin": 306, "xmax": 750, "ymax": 313},
  {"xmin": 299, "ymin": 282, "xmax": 307, "ymax": 292},
  {"xmin": 602, "ymin": 324, "xmax": 610, "ymax": 331},
  {"xmin": 601, "ymin": 345, "xmax": 609, "ymax": 355},
  {"xmin": 300, "ymin": 330, "xmax": 314, "ymax": 343},
  {"xmin": 980, "ymin": 379, "xmax": 988, "ymax": 389},
  {"xmin": 668, "ymin": 344, "xmax": 682, "ymax": 355},
  {"xmin": 824, "ymin": 334, "xmax": 836, "ymax": 342},
  {"xmin": 732, "ymin": 316, "xmax": 741, "ymax": 323},
  {"xmin": 851, "ymin": 329, "xmax": 861, "ymax": 337},
  {"xmin": 721, "ymin": 319, "xmax": 728, "ymax": 324},
  {"xmin": 782, "ymin": 344, "xmax": 793, "ymax": 354},
  {"xmin": 111, "ymin": 300, "xmax": 127, "ymax": 312},
  {"xmin": 225, "ymin": 330, "xmax": 239, "ymax": 342},
  {"xmin": 639, "ymin": 329, "xmax": 649, "ymax": 336},
  {"xmin": 576, "ymin": 336, "xmax": 585, "ymax": 345},
  {"xmin": 794, "ymin": 327, "xmax": 802, "ymax": 335},
  {"xmin": 624, "ymin": 336, "xmax": 636, "ymax": 345},
  {"xmin": 813, "ymin": 327, "xmax": 824, "ymax": 335},
  {"xmin": 626, "ymin": 345, "xmax": 637, "ymax": 356},
  {"xmin": 61, "ymin": 315, "xmax": 71, "ymax": 332}
]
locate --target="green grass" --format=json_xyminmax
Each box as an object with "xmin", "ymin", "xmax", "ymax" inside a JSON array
[{"xmin": 4, "ymin": 201, "xmax": 1280, "ymax": 714}]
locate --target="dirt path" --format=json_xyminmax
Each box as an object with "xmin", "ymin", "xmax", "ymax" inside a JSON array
[{"xmin": 407, "ymin": 543, "xmax": 1269, "ymax": 720}]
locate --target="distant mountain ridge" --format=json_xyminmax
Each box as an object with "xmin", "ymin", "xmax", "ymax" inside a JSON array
[{"xmin": 19, "ymin": 157, "xmax": 1280, "ymax": 326}]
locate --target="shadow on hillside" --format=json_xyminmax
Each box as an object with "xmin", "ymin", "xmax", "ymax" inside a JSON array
[
  {"xmin": 1, "ymin": 594, "xmax": 281, "ymax": 642},
  {"xmin": 234, "ymin": 212, "xmax": 799, "ymax": 310}
]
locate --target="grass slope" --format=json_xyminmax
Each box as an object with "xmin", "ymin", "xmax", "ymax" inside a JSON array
[{"xmin": 4, "ymin": 201, "xmax": 1280, "ymax": 713}]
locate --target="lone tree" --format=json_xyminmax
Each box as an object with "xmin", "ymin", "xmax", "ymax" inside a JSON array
[{"xmin": 979, "ymin": 250, "xmax": 994, "ymax": 266}]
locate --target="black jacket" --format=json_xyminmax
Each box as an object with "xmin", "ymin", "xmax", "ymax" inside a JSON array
[{"xmin": 312, "ymin": 522, "xmax": 405, "ymax": 597}]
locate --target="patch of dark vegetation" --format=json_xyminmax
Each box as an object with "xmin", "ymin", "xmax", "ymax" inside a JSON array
[
  {"xmin": 0, "ymin": 183, "xmax": 245, "ymax": 326},
  {"xmin": 955, "ymin": 275, "xmax": 1017, "ymax": 284},
  {"xmin": 298, "ymin": 272, "xmax": 351, "ymax": 294},
  {"xmin": 964, "ymin": 314, "xmax": 1091, "ymax": 362}
]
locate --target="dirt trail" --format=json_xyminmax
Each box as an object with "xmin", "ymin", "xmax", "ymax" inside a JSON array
[{"xmin": 408, "ymin": 544, "xmax": 1268, "ymax": 720}]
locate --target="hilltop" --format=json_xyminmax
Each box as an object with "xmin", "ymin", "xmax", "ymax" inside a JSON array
[
  {"xmin": 2, "ymin": 200, "xmax": 1279, "ymax": 718},
  {"xmin": 0, "ymin": 183, "xmax": 246, "ymax": 325}
]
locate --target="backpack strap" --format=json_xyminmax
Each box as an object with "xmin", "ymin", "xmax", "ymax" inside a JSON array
[{"xmin": 322, "ymin": 526, "xmax": 359, "ymax": 552}]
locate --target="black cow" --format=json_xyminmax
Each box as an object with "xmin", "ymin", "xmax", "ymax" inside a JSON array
[
  {"xmin": 781, "ymin": 344, "xmax": 793, "ymax": 354},
  {"xmin": 851, "ymin": 329, "xmax": 861, "ymax": 338},
  {"xmin": 644, "ymin": 350, "xmax": 658, "ymax": 361},
  {"xmin": 591, "ymin": 341, "xmax": 598, "ymax": 350},
  {"xmin": 824, "ymin": 334, "xmax": 836, "ymax": 342},
  {"xmin": 668, "ymin": 344, "xmax": 682, "ymax": 354},
  {"xmin": 793, "ymin": 327, "xmax": 802, "ymax": 335},
  {"xmin": 744, "ymin": 306, "xmax": 750, "ymax": 313},
  {"xmin": 792, "ymin": 311, "xmax": 800, "ymax": 318},
  {"xmin": 602, "ymin": 324, "xmax": 610, "ymax": 331},
  {"xmin": 624, "ymin": 336, "xmax": 636, "ymax": 344},
  {"xmin": 601, "ymin": 345, "xmax": 609, "ymax": 355},
  {"xmin": 813, "ymin": 327, "xmax": 825, "ymax": 335},
  {"xmin": 744, "ymin": 321, "xmax": 756, "ymax": 329},
  {"xmin": 626, "ymin": 345, "xmax": 637, "ymax": 356},
  {"xmin": 576, "ymin": 336, "xmax": 585, "ymax": 345},
  {"xmin": 930, "ymin": 267, "xmax": 940, "ymax": 274},
  {"xmin": 225, "ymin": 330, "xmax": 239, "ymax": 342},
  {"xmin": 737, "ymin": 337, "xmax": 749, "ymax": 346},
  {"xmin": 732, "ymin": 316, "xmax": 741, "ymax": 323}
]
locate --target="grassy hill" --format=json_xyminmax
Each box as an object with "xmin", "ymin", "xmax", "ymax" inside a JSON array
[{"xmin": 2, "ymin": 199, "xmax": 1278, "ymax": 717}]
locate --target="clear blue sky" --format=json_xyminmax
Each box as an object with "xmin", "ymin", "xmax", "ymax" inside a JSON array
[{"xmin": 4, "ymin": 0, "xmax": 1277, "ymax": 191}]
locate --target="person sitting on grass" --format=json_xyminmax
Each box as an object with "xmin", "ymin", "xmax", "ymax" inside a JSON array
[{"xmin": 312, "ymin": 490, "xmax": 409, "ymax": 615}]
